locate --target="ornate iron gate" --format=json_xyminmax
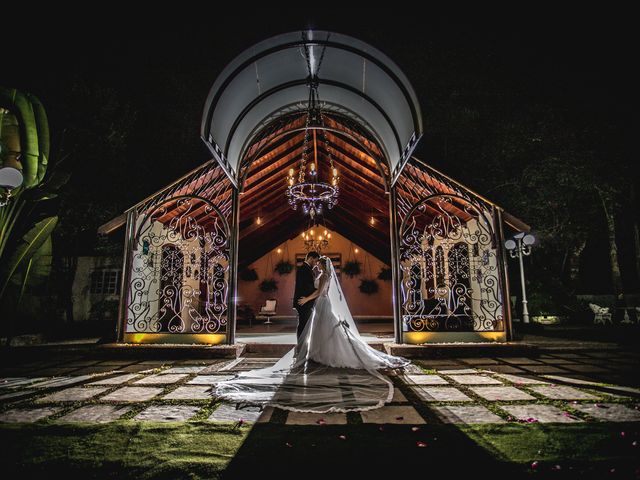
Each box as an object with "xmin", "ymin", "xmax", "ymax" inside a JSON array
[
  {"xmin": 118, "ymin": 163, "xmax": 234, "ymax": 342},
  {"xmin": 394, "ymin": 160, "xmax": 508, "ymax": 338},
  {"xmin": 126, "ymin": 196, "xmax": 230, "ymax": 334}
]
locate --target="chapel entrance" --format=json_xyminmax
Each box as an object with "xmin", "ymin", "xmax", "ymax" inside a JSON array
[{"xmin": 101, "ymin": 30, "xmax": 521, "ymax": 346}]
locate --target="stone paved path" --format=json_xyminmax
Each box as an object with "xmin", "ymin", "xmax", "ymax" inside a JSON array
[{"xmin": 0, "ymin": 351, "xmax": 638, "ymax": 428}]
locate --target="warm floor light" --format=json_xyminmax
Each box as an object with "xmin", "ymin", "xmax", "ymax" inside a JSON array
[{"xmin": 256, "ymin": 217, "xmax": 262, "ymax": 225}]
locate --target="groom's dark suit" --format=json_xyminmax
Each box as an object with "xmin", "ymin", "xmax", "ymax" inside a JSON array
[{"xmin": 293, "ymin": 261, "xmax": 317, "ymax": 340}]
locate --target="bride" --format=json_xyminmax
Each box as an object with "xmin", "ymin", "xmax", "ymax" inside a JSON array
[{"xmin": 213, "ymin": 255, "xmax": 410, "ymax": 413}]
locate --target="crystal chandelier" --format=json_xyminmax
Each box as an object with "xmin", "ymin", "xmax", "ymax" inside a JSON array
[{"xmin": 285, "ymin": 80, "xmax": 340, "ymax": 218}]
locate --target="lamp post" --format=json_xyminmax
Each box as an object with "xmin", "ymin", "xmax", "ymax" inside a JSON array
[
  {"xmin": 505, "ymin": 232, "xmax": 535, "ymax": 324},
  {"xmin": 0, "ymin": 166, "xmax": 24, "ymax": 206}
]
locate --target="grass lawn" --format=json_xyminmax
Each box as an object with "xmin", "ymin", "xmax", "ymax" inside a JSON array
[{"xmin": 1, "ymin": 419, "xmax": 638, "ymax": 479}]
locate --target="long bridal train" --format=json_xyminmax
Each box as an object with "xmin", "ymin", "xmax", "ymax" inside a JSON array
[{"xmin": 213, "ymin": 257, "xmax": 410, "ymax": 413}]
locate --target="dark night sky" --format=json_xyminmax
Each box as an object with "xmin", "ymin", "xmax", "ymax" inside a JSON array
[
  {"xmin": 3, "ymin": 10, "xmax": 635, "ymax": 241},
  {"xmin": 6, "ymin": 10, "xmax": 633, "ymax": 168}
]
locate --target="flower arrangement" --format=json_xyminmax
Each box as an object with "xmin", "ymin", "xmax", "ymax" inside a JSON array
[
  {"xmin": 259, "ymin": 278, "xmax": 278, "ymax": 292},
  {"xmin": 343, "ymin": 260, "xmax": 361, "ymax": 278},
  {"xmin": 359, "ymin": 279, "xmax": 379, "ymax": 294},
  {"xmin": 377, "ymin": 266, "xmax": 392, "ymax": 281},
  {"xmin": 274, "ymin": 260, "xmax": 294, "ymax": 275},
  {"xmin": 239, "ymin": 268, "xmax": 258, "ymax": 281}
]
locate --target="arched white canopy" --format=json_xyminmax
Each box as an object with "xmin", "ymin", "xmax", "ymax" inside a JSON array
[{"xmin": 201, "ymin": 30, "xmax": 423, "ymax": 187}]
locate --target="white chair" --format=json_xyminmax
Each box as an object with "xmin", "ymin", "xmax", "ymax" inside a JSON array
[
  {"xmin": 259, "ymin": 299, "xmax": 277, "ymax": 325},
  {"xmin": 589, "ymin": 303, "xmax": 612, "ymax": 325}
]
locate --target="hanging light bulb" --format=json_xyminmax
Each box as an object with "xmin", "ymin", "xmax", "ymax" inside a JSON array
[
  {"xmin": 277, "ymin": 248, "xmax": 282, "ymax": 254},
  {"xmin": 355, "ymin": 248, "xmax": 359, "ymax": 254},
  {"xmin": 256, "ymin": 217, "xmax": 262, "ymax": 225}
]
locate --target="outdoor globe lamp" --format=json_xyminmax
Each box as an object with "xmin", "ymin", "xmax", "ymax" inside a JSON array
[
  {"xmin": 0, "ymin": 166, "xmax": 24, "ymax": 207},
  {"xmin": 505, "ymin": 232, "xmax": 536, "ymax": 324}
]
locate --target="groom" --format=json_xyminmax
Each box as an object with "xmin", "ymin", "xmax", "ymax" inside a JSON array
[{"xmin": 293, "ymin": 251, "xmax": 320, "ymax": 345}]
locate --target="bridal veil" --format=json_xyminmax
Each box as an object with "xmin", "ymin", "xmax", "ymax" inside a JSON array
[{"xmin": 213, "ymin": 259, "xmax": 410, "ymax": 413}]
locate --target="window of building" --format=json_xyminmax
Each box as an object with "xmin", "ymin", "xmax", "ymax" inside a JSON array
[{"xmin": 90, "ymin": 270, "xmax": 122, "ymax": 294}]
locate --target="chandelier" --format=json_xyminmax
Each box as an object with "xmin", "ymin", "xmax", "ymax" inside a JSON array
[
  {"xmin": 300, "ymin": 217, "xmax": 332, "ymax": 253},
  {"xmin": 285, "ymin": 79, "xmax": 340, "ymax": 218}
]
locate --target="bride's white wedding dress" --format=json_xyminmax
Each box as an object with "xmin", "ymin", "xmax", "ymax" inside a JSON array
[
  {"xmin": 294, "ymin": 265, "xmax": 408, "ymax": 370},
  {"xmin": 213, "ymin": 258, "xmax": 410, "ymax": 413}
]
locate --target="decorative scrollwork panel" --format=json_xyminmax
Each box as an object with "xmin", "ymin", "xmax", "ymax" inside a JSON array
[
  {"xmin": 126, "ymin": 196, "xmax": 230, "ymax": 334},
  {"xmin": 399, "ymin": 194, "xmax": 504, "ymax": 333}
]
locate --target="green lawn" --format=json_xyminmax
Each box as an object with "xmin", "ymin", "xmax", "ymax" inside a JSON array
[{"xmin": 1, "ymin": 420, "xmax": 638, "ymax": 479}]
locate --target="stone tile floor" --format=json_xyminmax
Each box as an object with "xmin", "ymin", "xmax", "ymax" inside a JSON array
[{"xmin": 0, "ymin": 351, "xmax": 638, "ymax": 428}]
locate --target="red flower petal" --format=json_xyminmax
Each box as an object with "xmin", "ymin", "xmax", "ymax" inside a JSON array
[
  {"xmin": 531, "ymin": 461, "xmax": 539, "ymax": 470},
  {"xmin": 396, "ymin": 416, "xmax": 404, "ymax": 421},
  {"xmin": 416, "ymin": 441, "xmax": 428, "ymax": 447}
]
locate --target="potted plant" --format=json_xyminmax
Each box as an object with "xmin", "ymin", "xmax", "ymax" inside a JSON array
[
  {"xmin": 239, "ymin": 268, "xmax": 258, "ymax": 282},
  {"xmin": 274, "ymin": 260, "xmax": 294, "ymax": 275},
  {"xmin": 359, "ymin": 279, "xmax": 379, "ymax": 295},
  {"xmin": 343, "ymin": 260, "xmax": 361, "ymax": 278},
  {"xmin": 377, "ymin": 266, "xmax": 392, "ymax": 281},
  {"xmin": 259, "ymin": 278, "xmax": 278, "ymax": 292}
]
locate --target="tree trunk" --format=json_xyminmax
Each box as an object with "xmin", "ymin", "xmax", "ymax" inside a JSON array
[
  {"xmin": 634, "ymin": 220, "xmax": 640, "ymax": 283},
  {"xmin": 62, "ymin": 255, "xmax": 78, "ymax": 324},
  {"xmin": 567, "ymin": 238, "xmax": 587, "ymax": 292},
  {"xmin": 598, "ymin": 189, "xmax": 624, "ymax": 297},
  {"xmin": 630, "ymin": 184, "xmax": 640, "ymax": 282}
]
